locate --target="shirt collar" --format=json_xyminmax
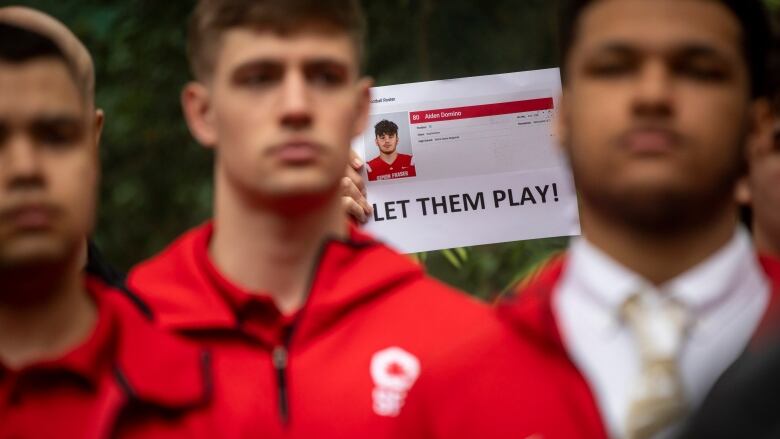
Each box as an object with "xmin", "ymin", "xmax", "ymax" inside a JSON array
[
  {"xmin": 666, "ymin": 228, "xmax": 763, "ymax": 312},
  {"xmin": 567, "ymin": 235, "xmax": 648, "ymax": 314},
  {"xmin": 568, "ymin": 227, "xmax": 765, "ymax": 321}
]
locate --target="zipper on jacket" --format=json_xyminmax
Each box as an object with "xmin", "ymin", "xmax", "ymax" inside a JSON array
[
  {"xmin": 268, "ymin": 237, "xmax": 372, "ymax": 426},
  {"xmin": 272, "ymin": 344, "xmax": 290, "ymax": 424}
]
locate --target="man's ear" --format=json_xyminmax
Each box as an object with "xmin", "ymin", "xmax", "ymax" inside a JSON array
[
  {"xmin": 353, "ymin": 76, "xmax": 373, "ymax": 138},
  {"xmin": 737, "ymin": 98, "xmax": 773, "ymax": 207},
  {"xmin": 92, "ymin": 108, "xmax": 104, "ymax": 157},
  {"xmin": 746, "ymin": 98, "xmax": 773, "ymax": 156},
  {"xmin": 735, "ymin": 176, "xmax": 752, "ymax": 206},
  {"xmin": 181, "ymin": 81, "xmax": 218, "ymax": 148}
]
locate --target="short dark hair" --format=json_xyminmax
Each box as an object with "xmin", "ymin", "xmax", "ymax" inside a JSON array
[
  {"xmin": 0, "ymin": 22, "xmax": 66, "ymax": 64},
  {"xmin": 374, "ymin": 120, "xmax": 398, "ymax": 138},
  {"xmin": 559, "ymin": 0, "xmax": 773, "ymax": 98},
  {"xmin": 187, "ymin": 0, "xmax": 367, "ymax": 81}
]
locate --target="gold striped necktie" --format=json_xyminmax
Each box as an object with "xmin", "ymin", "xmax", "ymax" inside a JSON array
[{"xmin": 622, "ymin": 292, "xmax": 690, "ymax": 439}]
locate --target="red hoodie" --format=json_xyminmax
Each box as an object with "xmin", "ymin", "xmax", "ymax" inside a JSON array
[
  {"xmin": 126, "ymin": 222, "xmax": 507, "ymax": 438},
  {"xmin": 0, "ymin": 276, "xmax": 219, "ymax": 439}
]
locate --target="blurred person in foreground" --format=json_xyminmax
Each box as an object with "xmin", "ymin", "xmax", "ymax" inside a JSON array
[
  {"xmin": 125, "ymin": 0, "xmax": 508, "ymax": 437},
  {"xmin": 675, "ymin": 41, "xmax": 780, "ymax": 439},
  {"xmin": 0, "ymin": 7, "xmax": 222, "ymax": 438},
  {"xmin": 393, "ymin": 1, "xmax": 780, "ymax": 438},
  {"xmin": 501, "ymin": 0, "xmax": 778, "ymax": 437}
]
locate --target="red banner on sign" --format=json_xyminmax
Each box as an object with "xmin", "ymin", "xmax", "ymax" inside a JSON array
[{"xmin": 409, "ymin": 98, "xmax": 554, "ymax": 124}]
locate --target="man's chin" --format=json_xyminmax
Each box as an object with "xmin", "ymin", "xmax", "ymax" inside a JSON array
[
  {"xmin": 259, "ymin": 180, "xmax": 340, "ymax": 213},
  {"xmin": 587, "ymin": 182, "xmax": 734, "ymax": 236},
  {"xmin": 0, "ymin": 238, "xmax": 74, "ymax": 272}
]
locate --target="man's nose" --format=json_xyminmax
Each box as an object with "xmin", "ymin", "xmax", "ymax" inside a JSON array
[
  {"xmin": 632, "ymin": 60, "xmax": 674, "ymax": 118},
  {"xmin": 279, "ymin": 71, "xmax": 313, "ymax": 130},
  {"xmin": 1, "ymin": 135, "xmax": 45, "ymax": 189}
]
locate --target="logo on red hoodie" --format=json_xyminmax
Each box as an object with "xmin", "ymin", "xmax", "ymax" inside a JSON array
[{"xmin": 370, "ymin": 347, "xmax": 420, "ymax": 416}]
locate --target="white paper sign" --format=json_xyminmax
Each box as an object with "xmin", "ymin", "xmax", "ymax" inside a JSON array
[{"xmin": 352, "ymin": 69, "xmax": 580, "ymax": 253}]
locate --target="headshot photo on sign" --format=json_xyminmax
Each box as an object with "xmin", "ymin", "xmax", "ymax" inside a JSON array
[{"xmin": 365, "ymin": 111, "xmax": 416, "ymax": 182}]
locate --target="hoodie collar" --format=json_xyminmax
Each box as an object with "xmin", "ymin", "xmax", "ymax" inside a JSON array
[
  {"xmin": 130, "ymin": 222, "xmax": 423, "ymax": 347},
  {"xmin": 88, "ymin": 276, "xmax": 212, "ymax": 411}
]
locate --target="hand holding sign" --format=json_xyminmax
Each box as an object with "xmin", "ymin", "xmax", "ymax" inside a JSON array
[{"xmin": 351, "ymin": 69, "xmax": 580, "ymax": 253}]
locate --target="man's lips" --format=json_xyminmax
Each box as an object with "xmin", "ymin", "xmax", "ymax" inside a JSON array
[
  {"xmin": 0, "ymin": 204, "xmax": 59, "ymax": 230},
  {"xmin": 619, "ymin": 128, "xmax": 681, "ymax": 154},
  {"xmin": 273, "ymin": 141, "xmax": 322, "ymax": 163}
]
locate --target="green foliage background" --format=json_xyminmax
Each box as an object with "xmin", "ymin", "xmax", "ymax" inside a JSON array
[{"xmin": 21, "ymin": 0, "xmax": 779, "ymax": 300}]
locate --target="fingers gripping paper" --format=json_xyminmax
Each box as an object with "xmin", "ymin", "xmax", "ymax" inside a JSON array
[{"xmin": 352, "ymin": 69, "xmax": 580, "ymax": 253}]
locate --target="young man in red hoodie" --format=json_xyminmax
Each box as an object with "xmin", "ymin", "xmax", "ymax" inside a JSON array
[
  {"xmin": 126, "ymin": 1, "xmax": 505, "ymax": 437},
  {"xmin": 393, "ymin": 1, "xmax": 780, "ymax": 438},
  {"xmin": 0, "ymin": 7, "xmax": 223, "ymax": 438}
]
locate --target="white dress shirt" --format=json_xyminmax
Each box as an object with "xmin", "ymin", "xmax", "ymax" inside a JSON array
[{"xmin": 554, "ymin": 228, "xmax": 770, "ymax": 439}]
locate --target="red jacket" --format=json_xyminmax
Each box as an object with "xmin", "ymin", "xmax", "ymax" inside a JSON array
[
  {"xmin": 0, "ymin": 276, "xmax": 218, "ymax": 439},
  {"xmin": 127, "ymin": 222, "xmax": 506, "ymax": 438},
  {"xmin": 396, "ymin": 255, "xmax": 608, "ymax": 439},
  {"xmin": 472, "ymin": 257, "xmax": 780, "ymax": 439}
]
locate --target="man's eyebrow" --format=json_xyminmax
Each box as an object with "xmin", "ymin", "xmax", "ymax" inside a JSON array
[
  {"xmin": 587, "ymin": 41, "xmax": 733, "ymax": 61},
  {"xmin": 32, "ymin": 114, "xmax": 83, "ymax": 125},
  {"xmin": 586, "ymin": 42, "xmax": 637, "ymax": 56},
  {"xmin": 672, "ymin": 44, "xmax": 732, "ymax": 62},
  {"xmin": 232, "ymin": 58, "xmax": 282, "ymax": 71},
  {"xmin": 232, "ymin": 56, "xmax": 351, "ymax": 70},
  {"xmin": 303, "ymin": 57, "xmax": 350, "ymax": 66}
]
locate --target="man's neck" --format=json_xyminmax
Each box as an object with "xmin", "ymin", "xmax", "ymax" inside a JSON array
[
  {"xmin": 581, "ymin": 205, "xmax": 739, "ymax": 286},
  {"xmin": 380, "ymin": 151, "xmax": 399, "ymax": 165},
  {"xmin": 0, "ymin": 258, "xmax": 96, "ymax": 369},
  {"xmin": 210, "ymin": 179, "xmax": 348, "ymax": 315}
]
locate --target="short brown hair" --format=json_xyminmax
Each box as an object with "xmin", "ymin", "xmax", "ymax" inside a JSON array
[{"xmin": 187, "ymin": 0, "xmax": 366, "ymax": 81}]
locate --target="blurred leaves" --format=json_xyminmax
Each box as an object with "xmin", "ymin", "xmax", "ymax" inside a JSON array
[
  {"xmin": 12, "ymin": 0, "xmax": 567, "ymax": 300},
  {"xmin": 421, "ymin": 238, "xmax": 568, "ymax": 301},
  {"xmin": 441, "ymin": 249, "xmax": 464, "ymax": 270}
]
